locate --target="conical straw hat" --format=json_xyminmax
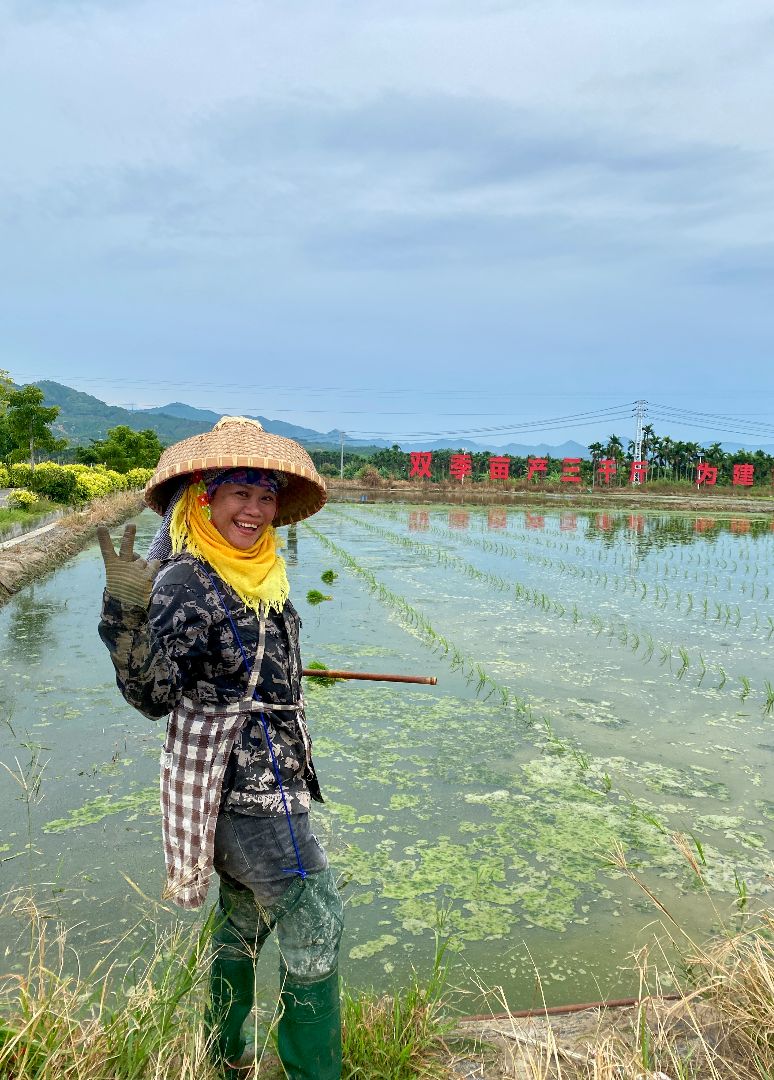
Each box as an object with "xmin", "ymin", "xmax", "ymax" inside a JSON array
[{"xmin": 144, "ymin": 416, "xmax": 327, "ymax": 526}]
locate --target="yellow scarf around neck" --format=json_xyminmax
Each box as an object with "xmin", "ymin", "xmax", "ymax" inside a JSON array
[{"xmin": 169, "ymin": 485, "xmax": 290, "ymax": 614}]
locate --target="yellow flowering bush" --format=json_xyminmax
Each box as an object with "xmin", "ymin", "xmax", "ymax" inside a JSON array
[
  {"xmin": 8, "ymin": 488, "xmax": 40, "ymax": 510},
  {"xmin": 3, "ymin": 461, "xmax": 132, "ymax": 505},
  {"xmin": 125, "ymin": 467, "xmax": 154, "ymax": 489}
]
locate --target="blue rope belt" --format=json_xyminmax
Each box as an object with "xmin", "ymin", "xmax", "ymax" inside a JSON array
[{"xmin": 204, "ymin": 570, "xmax": 307, "ymax": 881}]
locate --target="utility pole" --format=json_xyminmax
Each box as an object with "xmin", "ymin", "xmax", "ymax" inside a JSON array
[
  {"xmin": 339, "ymin": 431, "xmax": 346, "ymax": 478},
  {"xmin": 631, "ymin": 400, "xmax": 647, "ymax": 485}
]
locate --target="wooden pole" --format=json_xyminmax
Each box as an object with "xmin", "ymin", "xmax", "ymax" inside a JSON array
[{"xmin": 302, "ymin": 669, "xmax": 437, "ymax": 685}]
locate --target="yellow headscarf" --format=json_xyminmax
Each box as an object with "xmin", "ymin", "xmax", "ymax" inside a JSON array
[{"xmin": 169, "ymin": 484, "xmax": 289, "ymax": 614}]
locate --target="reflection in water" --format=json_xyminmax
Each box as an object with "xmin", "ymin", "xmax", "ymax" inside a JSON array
[
  {"xmin": 5, "ymin": 587, "xmax": 61, "ymax": 657},
  {"xmin": 285, "ymin": 524, "xmax": 298, "ymax": 565}
]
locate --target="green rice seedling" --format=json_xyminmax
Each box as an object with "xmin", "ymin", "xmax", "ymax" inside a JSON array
[
  {"xmin": 643, "ymin": 633, "xmax": 655, "ymax": 662},
  {"xmin": 659, "ymin": 642, "xmax": 673, "ymax": 669},
  {"xmin": 320, "ymin": 569, "xmax": 338, "ymax": 585},
  {"xmin": 733, "ymin": 871, "xmax": 748, "ymax": 912},
  {"xmin": 306, "ymin": 589, "xmax": 333, "ymax": 605},
  {"xmin": 689, "ymin": 833, "xmax": 707, "ymax": 866},
  {"xmin": 767, "ymin": 616, "xmax": 774, "ymax": 639},
  {"xmin": 738, "ymin": 676, "xmax": 751, "ymax": 701},
  {"xmin": 701, "ymin": 597, "xmax": 708, "ymax": 617},
  {"xmin": 696, "ymin": 653, "xmax": 707, "ymax": 685},
  {"xmin": 676, "ymin": 646, "xmax": 690, "ymax": 680},
  {"xmin": 764, "ymin": 681, "xmax": 774, "ymax": 715},
  {"xmin": 305, "ymin": 661, "xmax": 337, "ymax": 688},
  {"xmin": 629, "ymin": 631, "xmax": 640, "ymax": 653},
  {"xmin": 571, "ymin": 747, "xmax": 591, "ymax": 771},
  {"xmin": 716, "ymin": 665, "xmax": 728, "ymax": 690}
]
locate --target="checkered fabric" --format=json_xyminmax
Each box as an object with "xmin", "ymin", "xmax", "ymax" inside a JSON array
[
  {"xmin": 160, "ymin": 695, "xmax": 308, "ymax": 908},
  {"xmin": 160, "ymin": 660, "xmax": 262, "ymax": 909}
]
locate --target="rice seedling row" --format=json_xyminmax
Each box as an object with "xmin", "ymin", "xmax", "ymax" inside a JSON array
[{"xmin": 330, "ymin": 508, "xmax": 774, "ymax": 711}]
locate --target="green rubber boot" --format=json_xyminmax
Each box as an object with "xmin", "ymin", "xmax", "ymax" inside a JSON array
[
  {"xmin": 277, "ymin": 967, "xmax": 342, "ymax": 1080},
  {"xmin": 206, "ymin": 953, "xmax": 256, "ymax": 1075}
]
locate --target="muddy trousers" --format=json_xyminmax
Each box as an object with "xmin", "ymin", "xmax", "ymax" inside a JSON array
[{"xmin": 207, "ymin": 815, "xmax": 344, "ymax": 1079}]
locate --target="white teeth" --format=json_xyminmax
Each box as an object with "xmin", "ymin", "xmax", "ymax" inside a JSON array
[{"xmin": 235, "ymin": 522, "xmax": 258, "ymax": 529}]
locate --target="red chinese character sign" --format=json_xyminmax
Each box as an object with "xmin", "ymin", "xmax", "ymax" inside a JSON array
[
  {"xmin": 597, "ymin": 459, "xmax": 617, "ymax": 485},
  {"xmin": 450, "ymin": 453, "xmax": 472, "ymax": 481},
  {"xmin": 629, "ymin": 460, "xmax": 648, "ymax": 485},
  {"xmin": 489, "ymin": 455, "xmax": 510, "ymax": 480},
  {"xmin": 527, "ymin": 457, "xmax": 547, "ymax": 481},
  {"xmin": 561, "ymin": 458, "xmax": 581, "ymax": 484},
  {"xmin": 696, "ymin": 462, "xmax": 718, "ymax": 486},
  {"xmin": 409, "ymin": 452, "xmax": 432, "ymax": 479},
  {"xmin": 732, "ymin": 464, "xmax": 754, "ymax": 487}
]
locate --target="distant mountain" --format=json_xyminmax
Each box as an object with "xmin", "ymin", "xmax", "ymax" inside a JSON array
[
  {"xmin": 402, "ymin": 438, "xmax": 591, "ymax": 458},
  {"xmin": 33, "ymin": 381, "xmax": 371, "ymax": 449},
  {"xmin": 143, "ymin": 402, "xmax": 346, "ymax": 445},
  {"xmin": 35, "ymin": 382, "xmax": 211, "ymax": 445},
  {"xmin": 35, "ymin": 381, "xmax": 771, "ymax": 458},
  {"xmin": 719, "ymin": 441, "xmax": 774, "ymax": 455}
]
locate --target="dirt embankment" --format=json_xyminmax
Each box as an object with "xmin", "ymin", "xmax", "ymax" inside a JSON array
[
  {"xmin": 0, "ymin": 491, "xmax": 145, "ymax": 606},
  {"xmin": 327, "ymin": 479, "xmax": 774, "ymax": 515}
]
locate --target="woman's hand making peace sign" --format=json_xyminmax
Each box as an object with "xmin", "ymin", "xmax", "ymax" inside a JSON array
[{"xmin": 97, "ymin": 523, "xmax": 160, "ymax": 609}]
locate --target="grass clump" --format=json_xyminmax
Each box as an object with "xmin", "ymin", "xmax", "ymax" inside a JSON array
[
  {"xmin": 341, "ymin": 936, "xmax": 453, "ymax": 1080},
  {"xmin": 0, "ymin": 899, "xmax": 216, "ymax": 1080}
]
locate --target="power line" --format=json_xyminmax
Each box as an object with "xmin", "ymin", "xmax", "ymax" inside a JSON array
[{"xmin": 348, "ymin": 404, "xmax": 636, "ymax": 439}]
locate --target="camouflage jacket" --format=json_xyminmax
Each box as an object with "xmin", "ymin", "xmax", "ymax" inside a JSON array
[{"xmin": 99, "ymin": 552, "xmax": 323, "ymax": 817}]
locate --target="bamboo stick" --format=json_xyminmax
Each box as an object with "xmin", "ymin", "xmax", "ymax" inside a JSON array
[{"xmin": 302, "ymin": 669, "xmax": 437, "ymax": 685}]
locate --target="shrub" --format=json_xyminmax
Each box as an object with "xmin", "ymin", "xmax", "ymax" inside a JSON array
[
  {"xmin": 26, "ymin": 462, "xmax": 79, "ymax": 504},
  {"xmin": 125, "ymin": 467, "xmax": 154, "ymax": 489},
  {"xmin": 0, "ymin": 465, "xmax": 8, "ymax": 487},
  {"xmin": 8, "ymin": 488, "xmax": 39, "ymax": 510},
  {"xmin": 356, "ymin": 464, "xmax": 383, "ymax": 488},
  {"xmin": 9, "ymin": 463, "xmax": 33, "ymax": 488},
  {"xmin": 63, "ymin": 465, "xmax": 128, "ymax": 501}
]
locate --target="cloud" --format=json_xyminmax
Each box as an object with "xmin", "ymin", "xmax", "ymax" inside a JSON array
[{"xmin": 204, "ymin": 90, "xmax": 753, "ymax": 210}]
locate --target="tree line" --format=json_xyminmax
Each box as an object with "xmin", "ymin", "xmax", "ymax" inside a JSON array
[{"xmin": 310, "ymin": 434, "xmax": 774, "ymax": 487}]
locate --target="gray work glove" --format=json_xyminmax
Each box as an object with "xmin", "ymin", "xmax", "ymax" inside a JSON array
[{"xmin": 97, "ymin": 523, "xmax": 160, "ymax": 609}]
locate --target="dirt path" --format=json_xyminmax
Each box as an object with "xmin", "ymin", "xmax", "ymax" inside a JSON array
[{"xmin": 0, "ymin": 491, "xmax": 144, "ymax": 605}]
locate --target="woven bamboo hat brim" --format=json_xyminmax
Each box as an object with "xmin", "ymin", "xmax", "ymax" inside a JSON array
[{"xmin": 144, "ymin": 416, "xmax": 327, "ymax": 526}]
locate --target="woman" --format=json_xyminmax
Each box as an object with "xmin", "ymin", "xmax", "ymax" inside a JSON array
[{"xmin": 97, "ymin": 416, "xmax": 343, "ymax": 1080}]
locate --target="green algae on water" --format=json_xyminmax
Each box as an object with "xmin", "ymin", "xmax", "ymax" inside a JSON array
[{"xmin": 44, "ymin": 788, "xmax": 159, "ymax": 833}]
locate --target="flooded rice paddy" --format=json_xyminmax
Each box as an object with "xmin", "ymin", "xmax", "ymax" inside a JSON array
[{"xmin": 0, "ymin": 502, "xmax": 772, "ymax": 1008}]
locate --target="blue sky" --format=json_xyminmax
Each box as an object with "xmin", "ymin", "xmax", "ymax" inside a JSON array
[{"xmin": 2, "ymin": 0, "xmax": 773, "ymax": 448}]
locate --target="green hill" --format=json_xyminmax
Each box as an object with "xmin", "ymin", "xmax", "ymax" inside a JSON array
[
  {"xmin": 31, "ymin": 381, "xmax": 376, "ymax": 451},
  {"xmin": 36, "ymin": 382, "xmax": 211, "ymax": 445}
]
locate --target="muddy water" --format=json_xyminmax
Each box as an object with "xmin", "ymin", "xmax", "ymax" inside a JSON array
[{"xmin": 0, "ymin": 505, "xmax": 772, "ymax": 1008}]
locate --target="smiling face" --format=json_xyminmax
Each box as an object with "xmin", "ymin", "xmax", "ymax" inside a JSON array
[{"xmin": 208, "ymin": 483, "xmax": 278, "ymax": 550}]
